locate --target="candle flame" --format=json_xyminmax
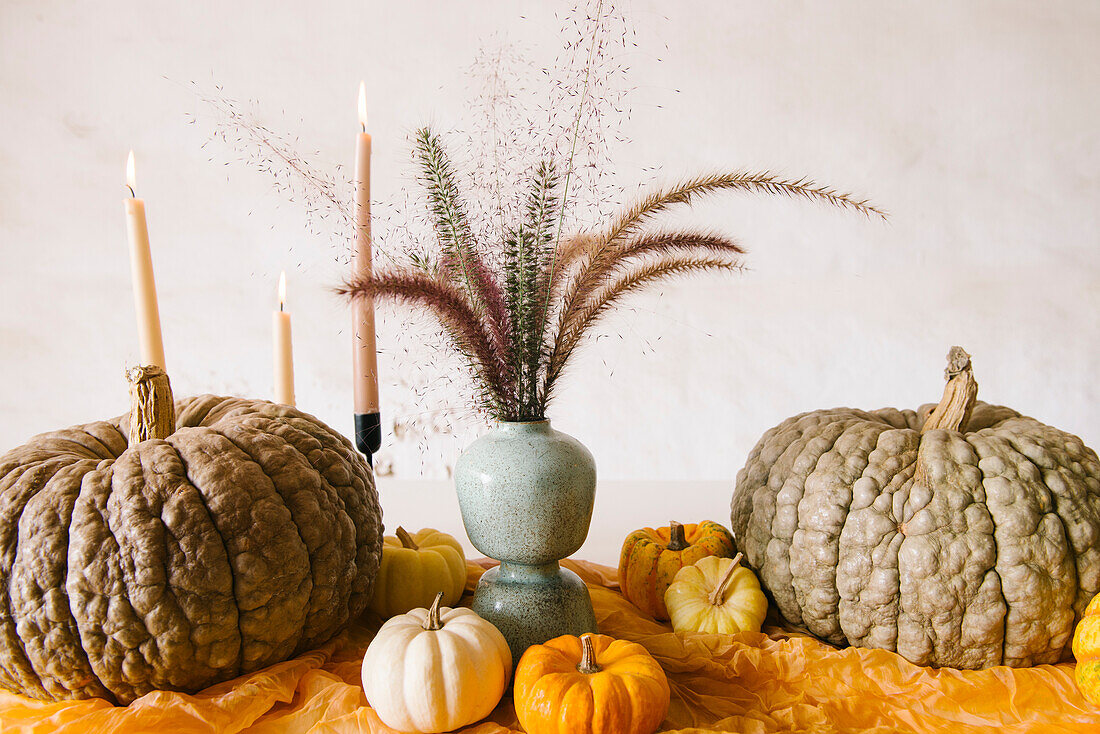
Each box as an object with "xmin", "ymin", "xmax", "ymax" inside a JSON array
[
  {"xmin": 126, "ymin": 150, "xmax": 136, "ymax": 195},
  {"xmin": 278, "ymin": 271, "xmax": 287, "ymax": 310},
  {"xmin": 358, "ymin": 81, "xmax": 367, "ymax": 130}
]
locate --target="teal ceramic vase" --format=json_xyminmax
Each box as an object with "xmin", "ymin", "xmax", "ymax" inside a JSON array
[{"xmin": 454, "ymin": 420, "xmax": 599, "ymax": 663}]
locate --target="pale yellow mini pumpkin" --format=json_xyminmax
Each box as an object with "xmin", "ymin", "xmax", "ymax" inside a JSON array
[
  {"xmin": 368, "ymin": 527, "xmax": 467, "ymax": 618},
  {"xmin": 362, "ymin": 593, "xmax": 512, "ymax": 733},
  {"xmin": 664, "ymin": 553, "xmax": 768, "ymax": 635}
]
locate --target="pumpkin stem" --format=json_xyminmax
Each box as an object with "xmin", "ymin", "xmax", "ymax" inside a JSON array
[
  {"xmin": 707, "ymin": 552, "xmax": 744, "ymax": 606},
  {"xmin": 577, "ymin": 634, "xmax": 601, "ymax": 675},
  {"xmin": 423, "ymin": 591, "xmax": 444, "ymax": 631},
  {"xmin": 666, "ymin": 521, "xmax": 689, "ymax": 551},
  {"xmin": 395, "ymin": 526, "xmax": 419, "ymax": 550},
  {"xmin": 921, "ymin": 347, "xmax": 978, "ymax": 435},
  {"xmin": 127, "ymin": 365, "xmax": 175, "ymax": 444}
]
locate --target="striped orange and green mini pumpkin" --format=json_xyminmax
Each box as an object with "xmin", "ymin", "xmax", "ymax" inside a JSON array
[
  {"xmin": 1074, "ymin": 592, "xmax": 1100, "ymax": 705},
  {"xmin": 618, "ymin": 521, "xmax": 736, "ymax": 620}
]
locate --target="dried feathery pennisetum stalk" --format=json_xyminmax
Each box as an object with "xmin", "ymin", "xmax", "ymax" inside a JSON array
[
  {"xmin": 558, "ymin": 233, "xmax": 600, "ymax": 266},
  {"xmin": 603, "ymin": 170, "xmax": 888, "ymax": 247},
  {"xmin": 525, "ymin": 231, "xmax": 599, "ymax": 405},
  {"xmin": 518, "ymin": 161, "xmax": 562, "ymax": 414},
  {"xmin": 442, "ymin": 251, "xmax": 512, "ymax": 361},
  {"xmin": 542, "ymin": 254, "xmax": 744, "ymax": 408},
  {"xmin": 541, "ymin": 233, "xmax": 599, "ymax": 319},
  {"xmin": 414, "ymin": 128, "xmax": 482, "ymax": 303},
  {"xmin": 553, "ymin": 230, "xmax": 744, "ymax": 344},
  {"xmin": 415, "ymin": 128, "xmax": 521, "ymax": 404},
  {"xmin": 414, "ymin": 128, "xmax": 478, "ymax": 253},
  {"xmin": 554, "ymin": 171, "xmax": 884, "ymax": 366},
  {"xmin": 587, "ymin": 230, "xmax": 746, "ymax": 283},
  {"xmin": 609, "ymin": 230, "xmax": 746, "ymax": 261},
  {"xmin": 498, "ymin": 161, "xmax": 562, "ymax": 417},
  {"xmin": 338, "ymin": 271, "xmax": 514, "ymax": 416}
]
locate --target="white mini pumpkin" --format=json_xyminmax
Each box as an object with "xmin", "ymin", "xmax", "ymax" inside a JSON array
[{"xmin": 361, "ymin": 592, "xmax": 512, "ymax": 733}]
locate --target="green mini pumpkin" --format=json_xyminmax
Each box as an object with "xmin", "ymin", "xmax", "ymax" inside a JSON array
[
  {"xmin": 730, "ymin": 348, "xmax": 1100, "ymax": 669},
  {"xmin": 0, "ymin": 379, "xmax": 382, "ymax": 704}
]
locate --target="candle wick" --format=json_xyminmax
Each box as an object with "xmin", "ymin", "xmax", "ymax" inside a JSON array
[
  {"xmin": 280, "ymin": 302, "xmax": 284, "ymax": 312},
  {"xmin": 360, "ymin": 123, "xmax": 366, "ymax": 133},
  {"xmin": 126, "ymin": 185, "xmax": 136, "ymax": 198}
]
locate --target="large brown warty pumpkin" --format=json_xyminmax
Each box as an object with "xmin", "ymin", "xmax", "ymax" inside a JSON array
[
  {"xmin": 0, "ymin": 391, "xmax": 382, "ymax": 704},
  {"xmin": 730, "ymin": 348, "xmax": 1100, "ymax": 669}
]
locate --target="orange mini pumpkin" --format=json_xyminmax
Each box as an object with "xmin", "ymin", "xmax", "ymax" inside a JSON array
[
  {"xmin": 1073, "ymin": 592, "xmax": 1100, "ymax": 705},
  {"xmin": 514, "ymin": 633, "xmax": 670, "ymax": 734},
  {"xmin": 619, "ymin": 520, "xmax": 736, "ymax": 620}
]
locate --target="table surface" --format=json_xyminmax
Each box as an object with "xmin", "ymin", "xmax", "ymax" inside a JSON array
[{"xmin": 2, "ymin": 559, "xmax": 1099, "ymax": 733}]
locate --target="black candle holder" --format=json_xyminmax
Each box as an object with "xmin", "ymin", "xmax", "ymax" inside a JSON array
[{"xmin": 354, "ymin": 411, "xmax": 381, "ymax": 466}]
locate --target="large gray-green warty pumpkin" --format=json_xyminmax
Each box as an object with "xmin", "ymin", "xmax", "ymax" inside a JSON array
[
  {"xmin": 0, "ymin": 367, "xmax": 383, "ymax": 704},
  {"xmin": 730, "ymin": 348, "xmax": 1100, "ymax": 669}
]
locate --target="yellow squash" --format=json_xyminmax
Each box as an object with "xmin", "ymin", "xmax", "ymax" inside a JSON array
[
  {"xmin": 618, "ymin": 520, "xmax": 736, "ymax": 620},
  {"xmin": 665, "ymin": 553, "xmax": 767, "ymax": 635},
  {"xmin": 514, "ymin": 633, "xmax": 669, "ymax": 734},
  {"xmin": 367, "ymin": 527, "xmax": 466, "ymax": 619},
  {"xmin": 1073, "ymin": 592, "xmax": 1100, "ymax": 705}
]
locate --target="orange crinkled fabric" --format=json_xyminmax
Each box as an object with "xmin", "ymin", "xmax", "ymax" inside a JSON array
[{"xmin": 1, "ymin": 559, "xmax": 1098, "ymax": 733}]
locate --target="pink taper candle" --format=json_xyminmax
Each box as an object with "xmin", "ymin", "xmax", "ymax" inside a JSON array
[{"xmin": 353, "ymin": 82, "xmax": 381, "ymax": 456}]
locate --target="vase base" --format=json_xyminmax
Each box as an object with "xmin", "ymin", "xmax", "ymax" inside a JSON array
[{"xmin": 472, "ymin": 562, "xmax": 598, "ymax": 665}]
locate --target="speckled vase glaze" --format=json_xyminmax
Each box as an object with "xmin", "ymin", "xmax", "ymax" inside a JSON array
[{"xmin": 454, "ymin": 420, "xmax": 598, "ymax": 663}]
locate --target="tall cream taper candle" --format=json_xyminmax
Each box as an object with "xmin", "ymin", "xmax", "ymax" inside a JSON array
[
  {"xmin": 274, "ymin": 271, "xmax": 295, "ymax": 406},
  {"xmin": 124, "ymin": 151, "xmax": 166, "ymax": 369}
]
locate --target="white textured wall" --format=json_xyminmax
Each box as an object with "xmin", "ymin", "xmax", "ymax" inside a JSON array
[{"xmin": 2, "ymin": 2, "xmax": 1097, "ymax": 558}]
